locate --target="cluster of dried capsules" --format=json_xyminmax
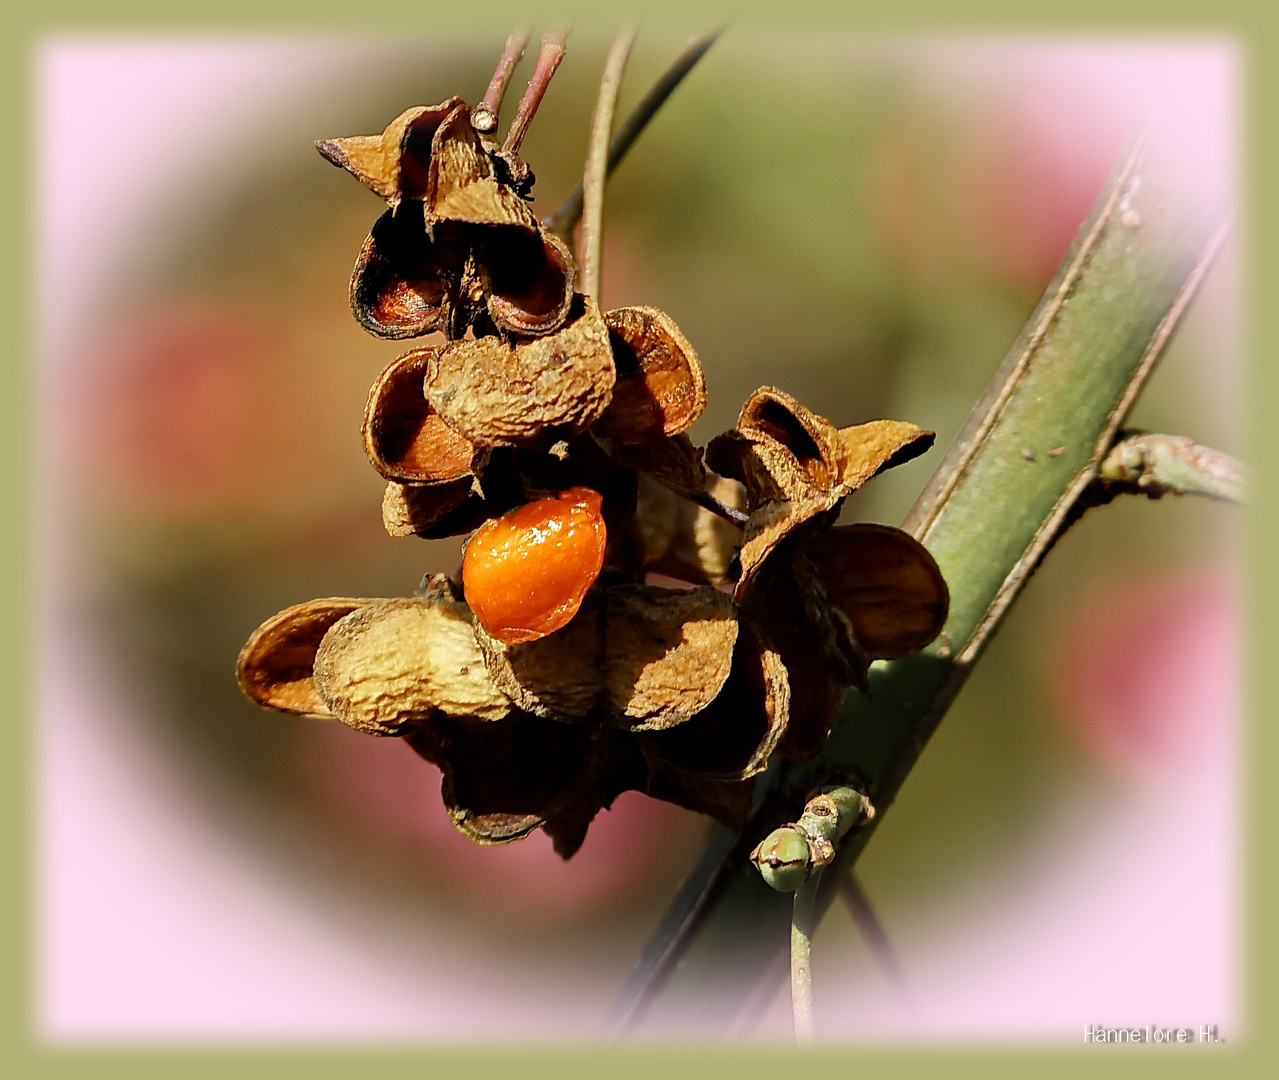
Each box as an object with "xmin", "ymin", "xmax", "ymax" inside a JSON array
[{"xmin": 236, "ymin": 40, "xmax": 950, "ymax": 858}]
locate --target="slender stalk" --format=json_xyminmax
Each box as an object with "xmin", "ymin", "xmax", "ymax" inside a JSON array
[
  {"xmin": 1095, "ymin": 432, "xmax": 1245, "ymax": 504},
  {"xmin": 841, "ymin": 874, "xmax": 910, "ymax": 1005},
  {"xmin": 689, "ymin": 486, "xmax": 749, "ymax": 527},
  {"xmin": 790, "ymin": 875, "xmax": 819, "ymax": 1043},
  {"xmin": 610, "ymin": 112, "xmax": 1232, "ymax": 1035},
  {"xmin": 546, "ymin": 28, "xmax": 723, "ymax": 238},
  {"xmin": 472, "ymin": 29, "xmax": 530, "ymax": 135},
  {"xmin": 503, "ymin": 28, "xmax": 568, "ymax": 155},
  {"xmin": 580, "ymin": 27, "xmax": 636, "ymax": 302}
]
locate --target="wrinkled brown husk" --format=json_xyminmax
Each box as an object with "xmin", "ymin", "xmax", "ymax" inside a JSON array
[
  {"xmin": 406, "ymin": 715, "xmax": 643, "ymax": 858},
  {"xmin": 312, "ymin": 598, "xmax": 510, "ymax": 736},
  {"xmin": 426, "ymin": 294, "xmax": 615, "ymax": 448},
  {"xmin": 644, "ymin": 766, "xmax": 757, "ymax": 830},
  {"xmin": 474, "ymin": 588, "xmax": 606, "ymax": 721},
  {"xmin": 349, "ymin": 206, "xmax": 456, "ymax": 339},
  {"xmin": 708, "ymin": 388, "xmax": 934, "ymax": 597},
  {"xmin": 593, "ymin": 306, "xmax": 707, "ymax": 442},
  {"xmin": 315, "ymin": 100, "xmax": 462, "ymax": 203},
  {"xmin": 611, "ymin": 433, "xmax": 706, "ymax": 498},
  {"xmin": 381, "ymin": 478, "xmax": 491, "ymax": 539},
  {"xmin": 742, "ymin": 557, "xmax": 867, "ymax": 760},
  {"xmin": 363, "ymin": 348, "xmax": 477, "ymax": 483},
  {"xmin": 605, "ymin": 584, "xmax": 740, "ymax": 731},
  {"xmin": 427, "ymin": 105, "xmax": 537, "ymax": 229},
  {"xmin": 640, "ymin": 620, "xmax": 790, "ymax": 780},
  {"xmin": 481, "ymin": 227, "xmax": 575, "ymax": 336},
  {"xmin": 805, "ymin": 523, "xmax": 949, "ymax": 659},
  {"xmin": 235, "ymin": 598, "xmax": 374, "ymax": 718},
  {"xmin": 630, "ymin": 471, "xmax": 745, "ymax": 586}
]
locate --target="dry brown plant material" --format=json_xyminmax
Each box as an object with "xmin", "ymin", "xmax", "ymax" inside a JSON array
[
  {"xmin": 426, "ymin": 295, "xmax": 615, "ymax": 448},
  {"xmin": 238, "ymin": 36, "xmax": 950, "ymax": 858},
  {"xmin": 236, "ymin": 598, "xmax": 374, "ymax": 718},
  {"xmin": 363, "ymin": 347, "xmax": 477, "ymax": 483}
]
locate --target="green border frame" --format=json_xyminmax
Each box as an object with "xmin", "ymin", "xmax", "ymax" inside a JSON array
[{"xmin": 4, "ymin": 3, "xmax": 1273, "ymax": 1078}]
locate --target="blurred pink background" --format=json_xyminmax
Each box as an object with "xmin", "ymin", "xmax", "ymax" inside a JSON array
[{"xmin": 37, "ymin": 36, "xmax": 1240, "ymax": 1041}]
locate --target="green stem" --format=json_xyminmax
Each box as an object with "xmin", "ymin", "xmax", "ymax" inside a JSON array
[
  {"xmin": 1096, "ymin": 432, "xmax": 1245, "ymax": 504},
  {"xmin": 610, "ymin": 113, "xmax": 1232, "ymax": 1035},
  {"xmin": 546, "ymin": 28, "xmax": 723, "ymax": 238},
  {"xmin": 579, "ymin": 27, "xmax": 636, "ymax": 302},
  {"xmin": 790, "ymin": 874, "xmax": 819, "ymax": 1044}
]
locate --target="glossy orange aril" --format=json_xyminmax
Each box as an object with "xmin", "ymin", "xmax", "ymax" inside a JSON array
[{"xmin": 462, "ymin": 486, "xmax": 607, "ymax": 645}]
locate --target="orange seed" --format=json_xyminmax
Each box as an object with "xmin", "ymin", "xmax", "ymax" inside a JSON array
[{"xmin": 462, "ymin": 487, "xmax": 606, "ymax": 644}]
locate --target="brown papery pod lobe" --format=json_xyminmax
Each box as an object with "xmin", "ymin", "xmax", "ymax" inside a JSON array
[
  {"xmin": 744, "ymin": 558, "xmax": 864, "ymax": 760},
  {"xmin": 315, "ymin": 100, "xmax": 462, "ymax": 204},
  {"xmin": 736, "ymin": 387, "xmax": 843, "ymax": 495},
  {"xmin": 381, "ymin": 478, "xmax": 490, "ymax": 539},
  {"xmin": 835, "ymin": 420, "xmax": 934, "ymax": 490},
  {"xmin": 640, "ymin": 620, "xmax": 790, "ymax": 780},
  {"xmin": 363, "ymin": 348, "xmax": 476, "ymax": 483},
  {"xmin": 462, "ymin": 487, "xmax": 607, "ymax": 645},
  {"xmin": 406, "ymin": 712, "xmax": 597, "ymax": 847},
  {"xmin": 604, "ymin": 584, "xmax": 740, "ymax": 731},
  {"xmin": 236, "ymin": 598, "xmax": 374, "ymax": 718},
  {"xmin": 632, "ymin": 471, "xmax": 745, "ymax": 587},
  {"xmin": 426, "ymin": 294, "xmax": 615, "ymax": 448},
  {"xmin": 313, "ymin": 598, "xmax": 511, "ymax": 736},
  {"xmin": 805, "ymin": 524, "xmax": 949, "ymax": 660},
  {"xmin": 644, "ymin": 766, "xmax": 757, "ymax": 830},
  {"xmin": 427, "ymin": 105, "xmax": 537, "ymax": 229},
  {"xmin": 350, "ymin": 206, "xmax": 455, "ymax": 339},
  {"xmin": 612, "ymin": 434, "xmax": 706, "ymax": 498},
  {"xmin": 593, "ymin": 306, "xmax": 707, "ymax": 442},
  {"xmin": 474, "ymin": 588, "xmax": 606, "ymax": 721},
  {"xmin": 482, "ymin": 228, "xmax": 575, "ymax": 335}
]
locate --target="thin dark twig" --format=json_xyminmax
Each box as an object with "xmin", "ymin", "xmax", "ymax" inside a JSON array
[
  {"xmin": 504, "ymin": 28, "xmax": 569, "ymax": 155},
  {"xmin": 473, "ymin": 28, "xmax": 530, "ymax": 135},
  {"xmin": 546, "ymin": 27, "xmax": 724, "ymax": 237},
  {"xmin": 580, "ymin": 27, "xmax": 637, "ymax": 302},
  {"xmin": 688, "ymin": 487, "xmax": 749, "ymax": 527},
  {"xmin": 840, "ymin": 874, "xmax": 911, "ymax": 1007}
]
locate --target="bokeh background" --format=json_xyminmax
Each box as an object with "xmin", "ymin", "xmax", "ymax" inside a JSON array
[{"xmin": 37, "ymin": 31, "xmax": 1240, "ymax": 1040}]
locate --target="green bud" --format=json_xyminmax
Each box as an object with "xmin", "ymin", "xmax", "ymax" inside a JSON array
[{"xmin": 749, "ymin": 826, "xmax": 812, "ymax": 892}]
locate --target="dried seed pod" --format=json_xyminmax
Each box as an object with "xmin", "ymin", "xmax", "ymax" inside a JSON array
[
  {"xmin": 405, "ymin": 715, "xmax": 639, "ymax": 858},
  {"xmin": 316, "ymin": 100, "xmax": 463, "ymax": 204},
  {"xmin": 426, "ymin": 294, "xmax": 616, "ymax": 448},
  {"xmin": 427, "ymin": 105, "xmax": 537, "ymax": 229},
  {"xmin": 708, "ymin": 388, "xmax": 935, "ymax": 597},
  {"xmin": 363, "ymin": 348, "xmax": 477, "ymax": 483},
  {"xmin": 350, "ymin": 206, "xmax": 457, "ymax": 339},
  {"xmin": 631, "ymin": 471, "xmax": 745, "ymax": 587},
  {"xmin": 474, "ymin": 588, "xmax": 606, "ymax": 720},
  {"xmin": 381, "ymin": 478, "xmax": 490, "ymax": 539},
  {"xmin": 312, "ymin": 597, "xmax": 511, "ymax": 736},
  {"xmin": 481, "ymin": 227, "xmax": 575, "ymax": 336},
  {"xmin": 644, "ymin": 765, "xmax": 757, "ymax": 831},
  {"xmin": 612, "ymin": 433, "xmax": 706, "ymax": 498},
  {"xmin": 462, "ymin": 487, "xmax": 607, "ymax": 645},
  {"xmin": 640, "ymin": 620, "xmax": 790, "ymax": 781},
  {"xmin": 744, "ymin": 558, "xmax": 866, "ymax": 761},
  {"xmin": 235, "ymin": 598, "xmax": 374, "ymax": 718},
  {"xmin": 405, "ymin": 712, "xmax": 586, "ymax": 847},
  {"xmin": 805, "ymin": 524, "xmax": 949, "ymax": 659},
  {"xmin": 604, "ymin": 584, "xmax": 739, "ymax": 731},
  {"xmin": 593, "ymin": 306, "xmax": 707, "ymax": 442}
]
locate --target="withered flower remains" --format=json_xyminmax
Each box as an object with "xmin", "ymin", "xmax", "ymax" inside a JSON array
[{"xmin": 236, "ymin": 35, "xmax": 949, "ymax": 859}]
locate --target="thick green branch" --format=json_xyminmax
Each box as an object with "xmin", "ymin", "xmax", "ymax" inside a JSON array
[{"xmin": 610, "ymin": 115, "xmax": 1232, "ymax": 1035}]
